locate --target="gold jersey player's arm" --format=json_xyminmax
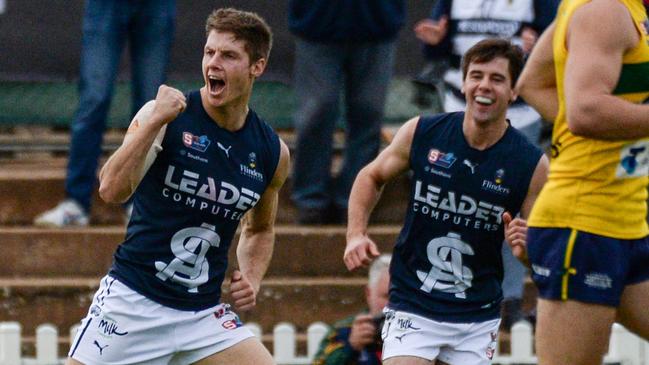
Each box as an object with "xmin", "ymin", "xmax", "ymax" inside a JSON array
[
  {"xmin": 516, "ymin": 21, "xmax": 558, "ymax": 123},
  {"xmin": 562, "ymin": 0, "xmax": 649, "ymax": 139}
]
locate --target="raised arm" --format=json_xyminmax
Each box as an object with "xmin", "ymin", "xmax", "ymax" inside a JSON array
[
  {"xmin": 231, "ymin": 139, "xmax": 290, "ymax": 311},
  {"xmin": 563, "ymin": 0, "xmax": 649, "ymax": 139},
  {"xmin": 98, "ymin": 85, "xmax": 186, "ymax": 203},
  {"xmin": 344, "ymin": 117, "xmax": 418, "ymax": 271},
  {"xmin": 517, "ymin": 21, "xmax": 558, "ymax": 122}
]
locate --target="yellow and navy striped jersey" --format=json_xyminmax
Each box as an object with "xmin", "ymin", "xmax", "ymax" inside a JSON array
[{"xmin": 529, "ymin": 0, "xmax": 649, "ymax": 239}]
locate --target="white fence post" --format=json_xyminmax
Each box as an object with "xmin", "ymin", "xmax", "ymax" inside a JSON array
[
  {"xmin": 510, "ymin": 321, "xmax": 534, "ymax": 364},
  {"xmin": 306, "ymin": 322, "xmax": 328, "ymax": 360},
  {"xmin": 606, "ymin": 323, "xmax": 642, "ymax": 365},
  {"xmin": 36, "ymin": 324, "xmax": 58, "ymax": 365},
  {"xmin": 273, "ymin": 322, "xmax": 296, "ymax": 364},
  {"xmin": 0, "ymin": 322, "xmax": 21, "ymax": 365},
  {"xmin": 3, "ymin": 320, "xmax": 649, "ymax": 365}
]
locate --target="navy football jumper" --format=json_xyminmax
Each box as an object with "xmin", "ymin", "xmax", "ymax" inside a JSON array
[
  {"xmin": 389, "ymin": 112, "xmax": 542, "ymax": 323},
  {"xmin": 110, "ymin": 90, "xmax": 281, "ymax": 311}
]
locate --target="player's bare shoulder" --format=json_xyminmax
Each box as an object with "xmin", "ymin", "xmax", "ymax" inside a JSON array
[{"xmin": 271, "ymin": 138, "xmax": 291, "ymax": 189}]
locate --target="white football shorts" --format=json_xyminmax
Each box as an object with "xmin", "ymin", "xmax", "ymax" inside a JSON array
[
  {"xmin": 68, "ymin": 276, "xmax": 255, "ymax": 365},
  {"xmin": 381, "ymin": 308, "xmax": 500, "ymax": 365}
]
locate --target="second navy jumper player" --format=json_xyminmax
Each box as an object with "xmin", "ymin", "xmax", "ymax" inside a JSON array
[{"xmin": 344, "ymin": 39, "xmax": 548, "ymax": 365}]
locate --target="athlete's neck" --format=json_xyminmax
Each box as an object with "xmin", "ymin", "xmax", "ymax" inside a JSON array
[
  {"xmin": 462, "ymin": 116, "xmax": 508, "ymax": 150},
  {"xmin": 200, "ymin": 87, "xmax": 250, "ymax": 131}
]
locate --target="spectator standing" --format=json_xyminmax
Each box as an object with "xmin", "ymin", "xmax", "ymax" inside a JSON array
[
  {"xmin": 313, "ymin": 254, "xmax": 391, "ymax": 365},
  {"xmin": 288, "ymin": 0, "xmax": 406, "ymax": 225},
  {"xmin": 35, "ymin": 0, "xmax": 176, "ymax": 227}
]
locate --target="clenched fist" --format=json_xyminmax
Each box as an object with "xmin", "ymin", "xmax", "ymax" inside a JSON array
[{"xmin": 152, "ymin": 85, "xmax": 187, "ymax": 125}]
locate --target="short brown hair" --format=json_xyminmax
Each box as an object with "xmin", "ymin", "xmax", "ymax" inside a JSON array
[
  {"xmin": 205, "ymin": 8, "xmax": 272, "ymax": 63},
  {"xmin": 461, "ymin": 38, "xmax": 524, "ymax": 87}
]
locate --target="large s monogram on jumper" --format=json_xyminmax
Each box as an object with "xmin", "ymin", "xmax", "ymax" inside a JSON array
[
  {"xmin": 416, "ymin": 232, "xmax": 474, "ymax": 299},
  {"xmin": 155, "ymin": 223, "xmax": 221, "ymax": 293}
]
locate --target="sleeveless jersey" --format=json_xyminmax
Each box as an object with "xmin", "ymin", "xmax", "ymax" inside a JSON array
[
  {"xmin": 389, "ymin": 113, "xmax": 542, "ymax": 323},
  {"xmin": 528, "ymin": 0, "xmax": 649, "ymax": 238},
  {"xmin": 109, "ymin": 90, "xmax": 281, "ymax": 311}
]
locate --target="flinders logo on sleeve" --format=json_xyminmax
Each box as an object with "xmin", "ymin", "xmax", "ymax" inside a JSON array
[{"xmin": 183, "ymin": 132, "xmax": 211, "ymax": 153}]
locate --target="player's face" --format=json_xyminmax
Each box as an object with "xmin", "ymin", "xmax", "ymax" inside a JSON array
[
  {"xmin": 367, "ymin": 271, "xmax": 390, "ymax": 316},
  {"xmin": 201, "ymin": 30, "xmax": 265, "ymax": 108},
  {"xmin": 462, "ymin": 57, "xmax": 517, "ymax": 125}
]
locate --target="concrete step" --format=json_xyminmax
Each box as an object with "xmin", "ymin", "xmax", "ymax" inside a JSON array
[
  {"xmin": 0, "ymin": 161, "xmax": 409, "ymax": 225},
  {"xmin": 0, "ymin": 225, "xmax": 399, "ymax": 278},
  {"xmin": 0, "ymin": 276, "xmax": 538, "ymax": 339}
]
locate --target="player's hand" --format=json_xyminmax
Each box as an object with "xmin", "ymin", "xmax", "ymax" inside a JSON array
[
  {"xmin": 349, "ymin": 314, "xmax": 377, "ymax": 351},
  {"xmin": 503, "ymin": 212, "xmax": 529, "ymax": 265},
  {"xmin": 152, "ymin": 84, "xmax": 186, "ymax": 125},
  {"xmin": 344, "ymin": 235, "xmax": 380, "ymax": 271},
  {"xmin": 229, "ymin": 269, "xmax": 257, "ymax": 312},
  {"xmin": 521, "ymin": 26, "xmax": 539, "ymax": 54},
  {"xmin": 414, "ymin": 16, "xmax": 449, "ymax": 46}
]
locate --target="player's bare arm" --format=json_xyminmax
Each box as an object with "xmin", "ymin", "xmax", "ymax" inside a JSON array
[
  {"xmin": 520, "ymin": 154, "xmax": 549, "ymax": 219},
  {"xmin": 99, "ymin": 85, "xmax": 186, "ymax": 203},
  {"xmin": 232, "ymin": 139, "xmax": 290, "ymax": 311},
  {"xmin": 517, "ymin": 21, "xmax": 558, "ymax": 122},
  {"xmin": 564, "ymin": 0, "xmax": 649, "ymax": 139},
  {"xmin": 504, "ymin": 154, "xmax": 549, "ymax": 265},
  {"xmin": 344, "ymin": 117, "xmax": 418, "ymax": 271}
]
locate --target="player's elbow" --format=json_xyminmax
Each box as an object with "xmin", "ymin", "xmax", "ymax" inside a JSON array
[
  {"xmin": 365, "ymin": 163, "xmax": 389, "ymax": 186},
  {"xmin": 516, "ymin": 79, "xmax": 531, "ymax": 100},
  {"xmin": 566, "ymin": 115, "xmax": 591, "ymax": 137},
  {"xmin": 242, "ymin": 219, "xmax": 274, "ymax": 238},
  {"xmin": 515, "ymin": 69, "xmax": 541, "ymax": 101},
  {"xmin": 98, "ymin": 179, "xmax": 131, "ymax": 204},
  {"xmin": 566, "ymin": 99, "xmax": 602, "ymax": 138}
]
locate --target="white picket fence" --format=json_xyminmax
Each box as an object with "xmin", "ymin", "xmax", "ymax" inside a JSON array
[{"xmin": 1, "ymin": 321, "xmax": 648, "ymax": 365}]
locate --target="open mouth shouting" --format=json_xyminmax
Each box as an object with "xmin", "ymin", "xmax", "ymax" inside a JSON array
[{"xmin": 208, "ymin": 75, "xmax": 226, "ymax": 96}]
